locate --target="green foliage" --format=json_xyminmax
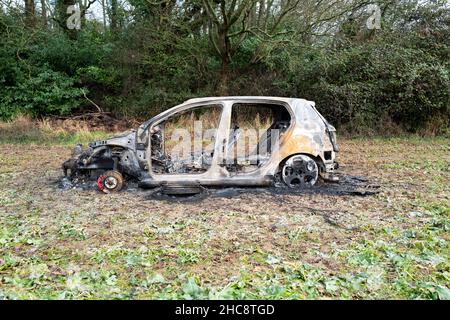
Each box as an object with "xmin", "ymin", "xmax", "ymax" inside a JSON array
[
  {"xmin": 263, "ymin": 2, "xmax": 450, "ymax": 134},
  {"xmin": 278, "ymin": 43, "xmax": 449, "ymax": 132},
  {"xmin": 1, "ymin": 68, "xmax": 85, "ymax": 119},
  {"xmin": 0, "ymin": 15, "xmax": 112, "ymax": 120},
  {"xmin": 0, "ymin": 1, "xmax": 448, "ymax": 134},
  {"xmin": 77, "ymin": 66, "xmax": 121, "ymax": 91}
]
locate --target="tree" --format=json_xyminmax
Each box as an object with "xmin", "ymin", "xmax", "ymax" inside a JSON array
[
  {"xmin": 24, "ymin": 0, "xmax": 35, "ymax": 26},
  {"xmin": 79, "ymin": 0, "xmax": 97, "ymax": 26},
  {"xmin": 109, "ymin": 0, "xmax": 118, "ymax": 31},
  {"xmin": 55, "ymin": 0, "xmax": 76, "ymax": 37},
  {"xmin": 40, "ymin": 0, "xmax": 47, "ymax": 26},
  {"xmin": 200, "ymin": 0, "xmax": 310, "ymax": 93},
  {"xmin": 201, "ymin": 0, "xmax": 258, "ymax": 94}
]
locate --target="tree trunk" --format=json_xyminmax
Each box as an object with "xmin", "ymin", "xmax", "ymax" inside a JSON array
[
  {"xmin": 218, "ymin": 60, "xmax": 230, "ymax": 96},
  {"xmin": 101, "ymin": 0, "xmax": 106, "ymax": 30},
  {"xmin": 56, "ymin": 0, "xmax": 77, "ymax": 39},
  {"xmin": 79, "ymin": 0, "xmax": 86, "ymax": 27},
  {"xmin": 257, "ymin": 0, "xmax": 265, "ymax": 27},
  {"xmin": 40, "ymin": 0, "xmax": 47, "ymax": 26},
  {"xmin": 217, "ymin": 29, "xmax": 231, "ymax": 95},
  {"xmin": 110, "ymin": 0, "xmax": 118, "ymax": 32},
  {"xmin": 25, "ymin": 0, "xmax": 35, "ymax": 26}
]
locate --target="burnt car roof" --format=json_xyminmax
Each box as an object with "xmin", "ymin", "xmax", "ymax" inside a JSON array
[
  {"xmin": 183, "ymin": 96, "xmax": 313, "ymax": 106},
  {"xmin": 139, "ymin": 96, "xmax": 318, "ymax": 133}
]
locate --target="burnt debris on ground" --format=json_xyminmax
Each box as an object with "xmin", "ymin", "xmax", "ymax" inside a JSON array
[
  {"xmin": 57, "ymin": 176, "xmax": 141, "ymax": 192},
  {"xmin": 145, "ymin": 174, "xmax": 381, "ymax": 202},
  {"xmin": 56, "ymin": 172, "xmax": 381, "ymax": 202}
]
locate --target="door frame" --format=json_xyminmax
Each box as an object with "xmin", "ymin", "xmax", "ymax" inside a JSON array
[{"xmin": 147, "ymin": 101, "xmax": 231, "ymax": 182}]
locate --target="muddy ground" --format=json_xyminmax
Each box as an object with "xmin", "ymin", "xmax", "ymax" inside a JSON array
[{"xmin": 0, "ymin": 138, "xmax": 449, "ymax": 299}]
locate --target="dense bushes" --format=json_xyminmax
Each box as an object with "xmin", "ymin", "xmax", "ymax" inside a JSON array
[
  {"xmin": 0, "ymin": 2, "xmax": 448, "ymax": 134},
  {"xmin": 1, "ymin": 68, "xmax": 85, "ymax": 119},
  {"xmin": 278, "ymin": 43, "xmax": 449, "ymax": 133},
  {"xmin": 0, "ymin": 18, "xmax": 111, "ymax": 119}
]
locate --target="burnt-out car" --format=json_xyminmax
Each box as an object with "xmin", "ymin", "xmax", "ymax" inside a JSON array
[{"xmin": 63, "ymin": 97, "xmax": 339, "ymax": 193}]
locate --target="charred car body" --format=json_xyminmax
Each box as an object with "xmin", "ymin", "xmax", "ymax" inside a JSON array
[{"xmin": 63, "ymin": 97, "xmax": 339, "ymax": 193}]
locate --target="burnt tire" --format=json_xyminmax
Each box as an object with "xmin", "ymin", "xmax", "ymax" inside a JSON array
[
  {"xmin": 282, "ymin": 155, "xmax": 319, "ymax": 188},
  {"xmin": 161, "ymin": 184, "xmax": 203, "ymax": 196},
  {"xmin": 97, "ymin": 170, "xmax": 124, "ymax": 193}
]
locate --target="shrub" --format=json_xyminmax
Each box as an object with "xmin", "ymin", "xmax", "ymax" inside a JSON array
[
  {"xmin": 271, "ymin": 43, "xmax": 449, "ymax": 133},
  {"xmin": 0, "ymin": 67, "xmax": 85, "ymax": 119}
]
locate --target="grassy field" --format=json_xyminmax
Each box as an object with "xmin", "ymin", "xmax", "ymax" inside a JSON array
[{"xmin": 0, "ymin": 121, "xmax": 449, "ymax": 299}]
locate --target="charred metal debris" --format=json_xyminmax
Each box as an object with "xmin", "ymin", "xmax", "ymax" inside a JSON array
[{"xmin": 62, "ymin": 97, "xmax": 343, "ymax": 195}]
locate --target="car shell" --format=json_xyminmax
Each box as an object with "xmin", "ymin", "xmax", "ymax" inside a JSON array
[{"xmin": 65, "ymin": 96, "xmax": 338, "ymax": 188}]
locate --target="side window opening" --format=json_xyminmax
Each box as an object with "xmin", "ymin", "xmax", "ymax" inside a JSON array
[
  {"xmin": 225, "ymin": 103, "xmax": 291, "ymax": 174},
  {"xmin": 151, "ymin": 104, "xmax": 222, "ymax": 174}
]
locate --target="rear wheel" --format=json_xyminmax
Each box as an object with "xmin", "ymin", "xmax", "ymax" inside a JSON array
[
  {"xmin": 282, "ymin": 155, "xmax": 319, "ymax": 188},
  {"xmin": 97, "ymin": 170, "xmax": 124, "ymax": 193}
]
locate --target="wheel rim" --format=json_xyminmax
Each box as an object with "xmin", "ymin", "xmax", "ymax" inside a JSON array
[
  {"xmin": 282, "ymin": 155, "xmax": 318, "ymax": 188},
  {"xmin": 104, "ymin": 176, "xmax": 118, "ymax": 189}
]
